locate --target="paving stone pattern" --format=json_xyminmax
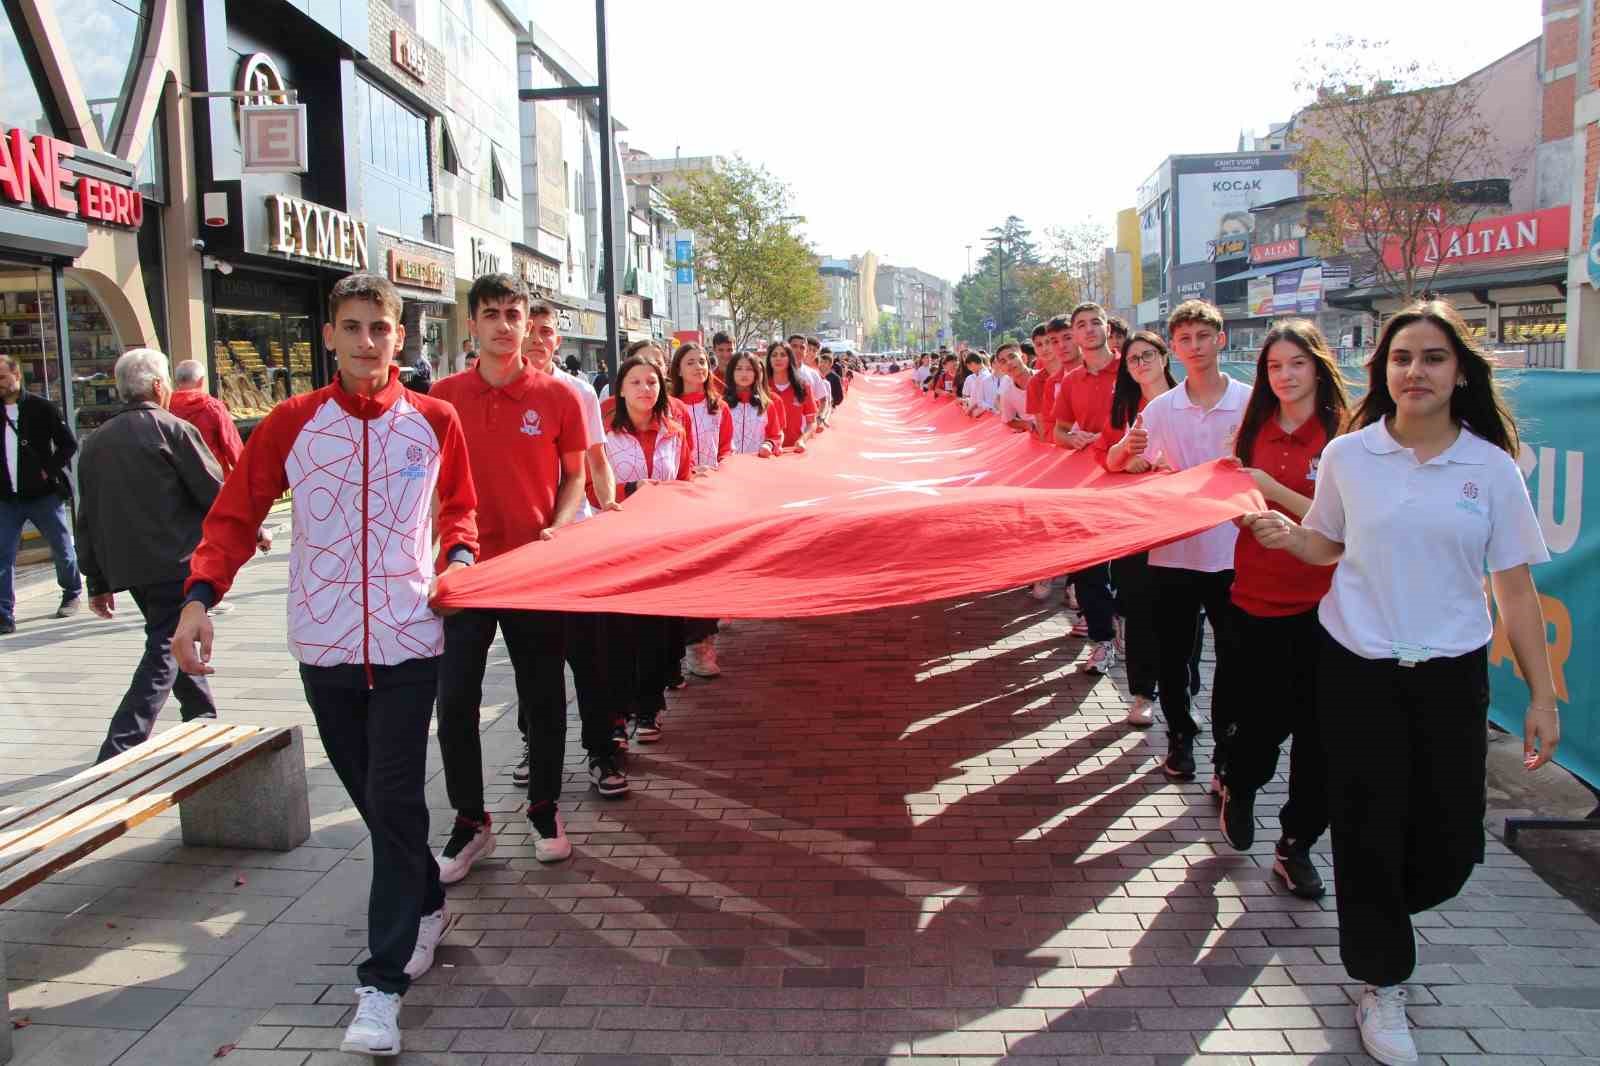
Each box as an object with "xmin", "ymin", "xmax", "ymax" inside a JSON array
[{"xmin": 2, "ymin": 555, "xmax": 1599, "ymax": 1064}]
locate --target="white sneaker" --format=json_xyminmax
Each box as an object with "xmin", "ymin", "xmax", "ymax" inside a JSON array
[
  {"xmin": 404, "ymin": 905, "xmax": 450, "ymax": 979},
  {"xmin": 1028, "ymin": 580, "xmax": 1052, "ymax": 601},
  {"xmin": 1124, "ymin": 696, "xmax": 1155, "ymax": 729},
  {"xmin": 1082, "ymin": 640, "xmax": 1115, "ymax": 675},
  {"xmin": 341, "ymin": 986, "xmax": 402, "ymax": 1057},
  {"xmin": 530, "ymin": 810, "xmax": 572, "ymax": 863},
  {"xmin": 436, "ymin": 817, "xmax": 495, "ymax": 885},
  {"xmin": 1356, "ymin": 985, "xmax": 1417, "ymax": 1066},
  {"xmin": 687, "ymin": 638, "xmax": 721, "ymax": 678}
]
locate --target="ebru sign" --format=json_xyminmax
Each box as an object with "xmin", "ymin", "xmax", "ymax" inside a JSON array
[
  {"xmin": 0, "ymin": 126, "xmax": 144, "ymax": 228},
  {"xmin": 1381, "ymin": 205, "xmax": 1570, "ymax": 271}
]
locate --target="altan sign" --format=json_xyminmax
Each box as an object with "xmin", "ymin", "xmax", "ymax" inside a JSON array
[
  {"xmin": 267, "ymin": 194, "xmax": 368, "ymax": 269},
  {"xmin": 388, "ymin": 248, "xmax": 447, "ymax": 291},
  {"xmin": 0, "ymin": 126, "xmax": 144, "ymax": 228}
]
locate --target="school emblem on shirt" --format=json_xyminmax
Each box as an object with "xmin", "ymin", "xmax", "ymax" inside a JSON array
[
  {"xmin": 1462, "ymin": 481, "xmax": 1479, "ymax": 500},
  {"xmin": 520, "ymin": 409, "xmax": 544, "ymax": 437},
  {"xmin": 399, "ymin": 443, "xmax": 427, "ymax": 480},
  {"xmin": 1457, "ymin": 480, "xmax": 1484, "ymax": 516}
]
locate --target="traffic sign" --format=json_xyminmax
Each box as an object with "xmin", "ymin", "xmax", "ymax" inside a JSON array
[{"xmin": 983, "ymin": 318, "xmax": 996, "ymax": 332}]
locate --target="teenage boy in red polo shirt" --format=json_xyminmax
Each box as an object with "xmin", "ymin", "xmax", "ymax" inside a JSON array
[
  {"xmin": 429, "ymin": 274, "xmax": 590, "ymax": 880},
  {"xmin": 173, "ymin": 273, "xmax": 479, "ymax": 1057},
  {"xmin": 1051, "ymin": 302, "xmax": 1122, "ymax": 672}
]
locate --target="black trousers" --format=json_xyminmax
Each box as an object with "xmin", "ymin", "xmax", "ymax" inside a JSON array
[
  {"xmin": 559, "ymin": 612, "xmax": 622, "ymax": 761},
  {"xmin": 97, "ymin": 579, "xmax": 217, "ymax": 763},
  {"xmin": 682, "ymin": 617, "xmax": 719, "ymax": 645},
  {"xmin": 1318, "ymin": 632, "xmax": 1489, "ymax": 987},
  {"xmin": 1152, "ymin": 567, "xmax": 1234, "ymax": 741},
  {"xmin": 1221, "ymin": 605, "xmax": 1328, "ymax": 847},
  {"xmin": 604, "ymin": 612, "xmax": 673, "ymax": 721},
  {"xmin": 437, "ymin": 609, "xmax": 565, "ymax": 817},
  {"xmin": 301, "ymin": 657, "xmax": 445, "ymax": 996},
  {"xmin": 1070, "ymin": 562, "xmax": 1116, "ymax": 642},
  {"xmin": 1110, "ymin": 553, "xmax": 1158, "ymax": 699}
]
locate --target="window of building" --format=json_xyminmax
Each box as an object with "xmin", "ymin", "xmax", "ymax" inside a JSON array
[
  {"xmin": 0, "ymin": 7, "xmax": 62, "ymax": 134},
  {"xmin": 356, "ymin": 77, "xmax": 433, "ymax": 239},
  {"xmin": 439, "ymin": 117, "xmax": 460, "ymax": 175},
  {"xmin": 490, "ymin": 148, "xmax": 507, "ymax": 201},
  {"xmin": 57, "ymin": 0, "xmax": 153, "ymax": 145}
]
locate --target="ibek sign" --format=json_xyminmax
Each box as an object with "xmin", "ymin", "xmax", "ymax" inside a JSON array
[
  {"xmin": 267, "ymin": 194, "xmax": 368, "ymax": 269},
  {"xmin": 0, "ymin": 126, "xmax": 144, "ymax": 228}
]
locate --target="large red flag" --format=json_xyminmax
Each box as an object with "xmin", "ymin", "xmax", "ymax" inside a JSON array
[{"xmin": 433, "ymin": 374, "xmax": 1262, "ymax": 618}]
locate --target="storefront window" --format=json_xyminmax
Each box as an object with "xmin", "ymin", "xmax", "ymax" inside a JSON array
[
  {"xmin": 0, "ymin": 7, "xmax": 61, "ymax": 134},
  {"xmin": 57, "ymin": 0, "xmax": 152, "ymax": 145},
  {"xmin": 0, "ymin": 266, "xmax": 62, "ymax": 405},
  {"xmin": 357, "ymin": 77, "xmax": 433, "ymax": 240},
  {"xmin": 213, "ymin": 310, "xmax": 314, "ymax": 423},
  {"xmin": 1501, "ymin": 302, "xmax": 1566, "ymax": 344},
  {"xmin": 63, "ymin": 276, "xmax": 125, "ymax": 436}
]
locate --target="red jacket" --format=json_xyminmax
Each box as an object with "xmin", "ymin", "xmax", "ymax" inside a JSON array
[
  {"xmin": 168, "ymin": 388, "xmax": 244, "ymax": 476},
  {"xmin": 185, "ymin": 368, "xmax": 478, "ymax": 671}
]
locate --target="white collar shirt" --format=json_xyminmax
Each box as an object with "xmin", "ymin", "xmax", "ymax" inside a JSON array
[
  {"xmin": 1139, "ymin": 375, "xmax": 1251, "ymax": 571},
  {"xmin": 550, "ymin": 365, "xmax": 604, "ymax": 523},
  {"xmin": 1304, "ymin": 419, "xmax": 1549, "ymax": 662}
]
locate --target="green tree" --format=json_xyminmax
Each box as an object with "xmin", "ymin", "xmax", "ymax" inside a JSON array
[
  {"xmin": 662, "ymin": 157, "xmax": 827, "ymax": 348},
  {"xmin": 953, "ymin": 216, "xmax": 1044, "ymax": 345},
  {"xmin": 1291, "ymin": 36, "xmax": 1515, "ymax": 301}
]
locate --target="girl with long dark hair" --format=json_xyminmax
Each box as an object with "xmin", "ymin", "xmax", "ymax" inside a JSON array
[
  {"xmin": 724, "ymin": 352, "xmax": 784, "ymax": 456},
  {"xmin": 1242, "ymin": 300, "xmax": 1558, "ymax": 1066},
  {"xmin": 1097, "ymin": 331, "xmax": 1178, "ymax": 728},
  {"xmin": 765, "ymin": 341, "xmax": 815, "ymax": 451},
  {"xmin": 669, "ymin": 343, "xmax": 732, "ymax": 473},
  {"xmin": 1216, "ymin": 319, "xmax": 1351, "ymax": 905}
]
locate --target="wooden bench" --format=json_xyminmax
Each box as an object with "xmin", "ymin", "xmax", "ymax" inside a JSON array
[{"xmin": 0, "ymin": 722, "xmax": 310, "ymax": 1061}]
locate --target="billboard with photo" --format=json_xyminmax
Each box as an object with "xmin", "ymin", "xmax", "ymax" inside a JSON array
[{"xmin": 1174, "ymin": 153, "xmax": 1299, "ymax": 265}]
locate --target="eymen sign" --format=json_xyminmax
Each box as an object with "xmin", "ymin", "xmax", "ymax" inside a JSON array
[
  {"xmin": 0, "ymin": 126, "xmax": 144, "ymax": 228},
  {"xmin": 267, "ymin": 194, "xmax": 368, "ymax": 269},
  {"xmin": 1381, "ymin": 205, "xmax": 1570, "ymax": 272}
]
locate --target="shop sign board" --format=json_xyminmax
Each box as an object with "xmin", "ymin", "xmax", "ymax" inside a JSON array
[
  {"xmin": 0, "ymin": 126, "xmax": 144, "ymax": 228},
  {"xmin": 1249, "ymin": 238, "xmax": 1301, "ymax": 265},
  {"xmin": 1382, "ymin": 205, "xmax": 1570, "ymax": 271},
  {"xmin": 267, "ymin": 194, "xmax": 368, "ymax": 269},
  {"xmin": 241, "ymin": 104, "xmax": 308, "ymax": 173},
  {"xmin": 389, "ymin": 248, "xmax": 447, "ymax": 291},
  {"xmin": 514, "ymin": 251, "xmax": 560, "ymax": 293},
  {"xmin": 391, "ymin": 29, "xmax": 429, "ymax": 83}
]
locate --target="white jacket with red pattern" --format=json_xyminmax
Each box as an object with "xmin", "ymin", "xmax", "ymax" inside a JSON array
[{"xmin": 185, "ymin": 368, "xmax": 478, "ymax": 671}]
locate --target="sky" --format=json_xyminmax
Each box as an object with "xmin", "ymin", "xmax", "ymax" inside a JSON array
[{"xmin": 528, "ymin": 0, "xmax": 1542, "ymax": 285}]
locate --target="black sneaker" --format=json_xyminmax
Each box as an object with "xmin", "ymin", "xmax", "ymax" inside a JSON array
[
  {"xmin": 611, "ymin": 720, "xmax": 630, "ymax": 754},
  {"xmin": 55, "ymin": 593, "xmax": 81, "ymax": 618},
  {"xmin": 635, "ymin": 711, "xmax": 662, "ymax": 744},
  {"xmin": 511, "ymin": 737, "xmax": 531, "ymax": 786},
  {"xmin": 1273, "ymin": 838, "xmax": 1326, "ymax": 899},
  {"xmin": 0, "ymin": 617, "xmax": 14, "ymax": 635},
  {"xmin": 1219, "ymin": 784, "xmax": 1256, "ymax": 851},
  {"xmin": 588, "ymin": 756, "xmax": 629, "ymax": 797},
  {"xmin": 666, "ymin": 671, "xmax": 688, "ymax": 691},
  {"xmin": 1163, "ymin": 734, "xmax": 1196, "ymax": 781}
]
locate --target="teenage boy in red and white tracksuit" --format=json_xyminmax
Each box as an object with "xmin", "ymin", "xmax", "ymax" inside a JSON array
[{"xmin": 173, "ymin": 274, "xmax": 478, "ymax": 1058}]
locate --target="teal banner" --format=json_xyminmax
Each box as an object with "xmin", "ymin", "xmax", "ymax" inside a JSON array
[{"xmin": 1211, "ymin": 362, "xmax": 1597, "ymax": 788}]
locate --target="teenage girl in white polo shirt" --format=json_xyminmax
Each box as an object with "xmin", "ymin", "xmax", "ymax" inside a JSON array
[{"xmin": 1242, "ymin": 300, "xmax": 1559, "ymax": 1066}]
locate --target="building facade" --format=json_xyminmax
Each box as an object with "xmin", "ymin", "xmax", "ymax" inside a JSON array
[{"xmin": 875, "ymin": 265, "xmax": 954, "ymax": 351}]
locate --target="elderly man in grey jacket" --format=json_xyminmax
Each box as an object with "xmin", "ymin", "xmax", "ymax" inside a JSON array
[{"xmin": 78, "ymin": 348, "xmax": 268, "ymax": 762}]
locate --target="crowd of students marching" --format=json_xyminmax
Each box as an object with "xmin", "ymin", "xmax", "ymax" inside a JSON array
[
  {"xmin": 163, "ymin": 268, "xmax": 1559, "ymax": 1065},
  {"xmin": 909, "ymin": 298, "xmax": 1560, "ymax": 1066}
]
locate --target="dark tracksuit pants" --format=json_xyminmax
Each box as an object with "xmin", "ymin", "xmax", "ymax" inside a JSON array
[
  {"xmin": 97, "ymin": 579, "xmax": 217, "ymax": 763},
  {"xmin": 437, "ymin": 609, "xmax": 566, "ymax": 818},
  {"xmin": 301, "ymin": 658, "xmax": 444, "ymax": 996},
  {"xmin": 1318, "ymin": 632, "xmax": 1489, "ymax": 987},
  {"xmin": 1110, "ymin": 553, "xmax": 1157, "ymax": 700},
  {"xmin": 1069, "ymin": 562, "xmax": 1116, "ymax": 642},
  {"xmin": 560, "ymin": 611, "xmax": 622, "ymax": 762},
  {"xmin": 604, "ymin": 612, "xmax": 673, "ymax": 723},
  {"xmin": 1153, "ymin": 567, "xmax": 1234, "ymax": 743},
  {"xmin": 1221, "ymin": 605, "xmax": 1328, "ymax": 847}
]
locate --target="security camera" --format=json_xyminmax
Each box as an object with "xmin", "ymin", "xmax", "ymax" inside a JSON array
[
  {"xmin": 216, "ymin": 260, "xmax": 234, "ymax": 276},
  {"xmin": 202, "ymin": 255, "xmax": 234, "ymax": 276},
  {"xmin": 191, "ymin": 238, "xmax": 206, "ymax": 251}
]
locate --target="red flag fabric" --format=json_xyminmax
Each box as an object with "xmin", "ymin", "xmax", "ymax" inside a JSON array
[{"xmin": 433, "ymin": 374, "xmax": 1263, "ymax": 618}]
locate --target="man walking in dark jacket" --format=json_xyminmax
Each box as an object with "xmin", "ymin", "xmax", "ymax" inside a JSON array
[
  {"xmin": 0, "ymin": 353, "xmax": 82, "ymax": 633},
  {"xmin": 77, "ymin": 348, "xmax": 265, "ymax": 762}
]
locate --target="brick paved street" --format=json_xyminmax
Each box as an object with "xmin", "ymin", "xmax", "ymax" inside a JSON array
[{"xmin": 3, "ymin": 550, "xmax": 1599, "ymax": 1065}]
